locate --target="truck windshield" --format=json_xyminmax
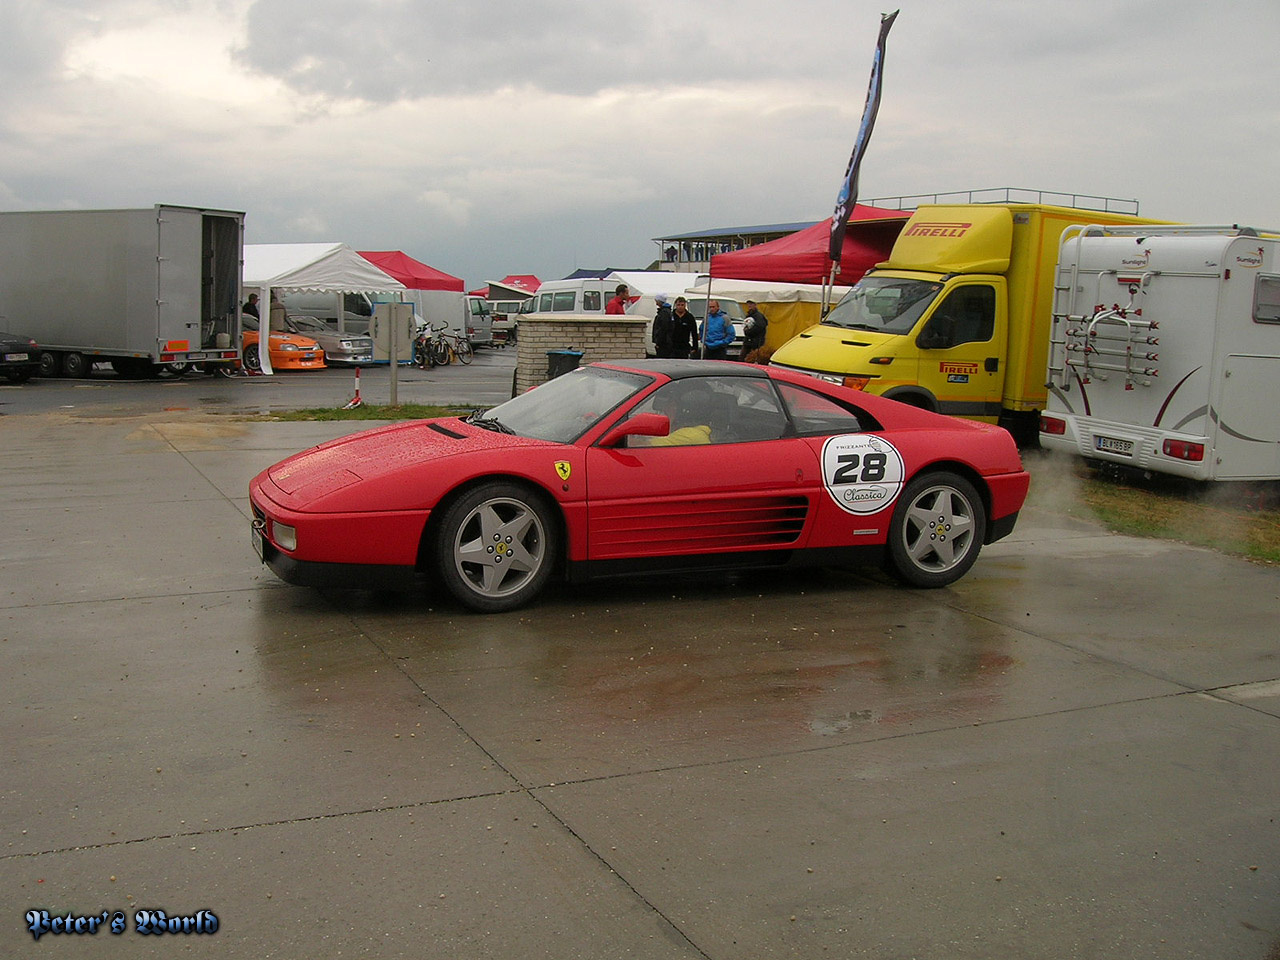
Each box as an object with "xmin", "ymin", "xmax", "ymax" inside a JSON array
[{"xmin": 823, "ymin": 277, "xmax": 943, "ymax": 335}]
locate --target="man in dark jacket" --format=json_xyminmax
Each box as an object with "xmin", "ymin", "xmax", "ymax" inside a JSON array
[
  {"xmin": 667, "ymin": 296, "xmax": 698, "ymax": 358},
  {"xmin": 742, "ymin": 300, "xmax": 768, "ymax": 361},
  {"xmin": 652, "ymin": 294, "xmax": 675, "ymax": 357}
]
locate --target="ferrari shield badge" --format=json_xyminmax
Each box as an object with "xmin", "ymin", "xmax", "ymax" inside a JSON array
[
  {"xmin": 554, "ymin": 461, "xmax": 572, "ymax": 482},
  {"xmin": 820, "ymin": 434, "xmax": 905, "ymax": 515}
]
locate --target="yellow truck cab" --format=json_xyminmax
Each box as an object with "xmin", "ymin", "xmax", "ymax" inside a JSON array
[{"xmin": 769, "ymin": 203, "xmax": 1159, "ymax": 443}]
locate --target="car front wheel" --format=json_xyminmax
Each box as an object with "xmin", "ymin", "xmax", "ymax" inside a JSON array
[
  {"xmin": 243, "ymin": 344, "xmax": 261, "ymax": 372},
  {"xmin": 885, "ymin": 471, "xmax": 986, "ymax": 588},
  {"xmin": 435, "ymin": 482, "xmax": 557, "ymax": 612}
]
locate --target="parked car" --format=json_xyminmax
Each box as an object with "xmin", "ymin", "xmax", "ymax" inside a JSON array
[
  {"xmin": 250, "ymin": 359, "xmax": 1029, "ymax": 612},
  {"xmin": 241, "ymin": 316, "xmax": 325, "ymax": 372},
  {"xmin": 1, "ymin": 329, "xmax": 41, "ymax": 383},
  {"xmin": 283, "ymin": 315, "xmax": 373, "ymax": 365}
]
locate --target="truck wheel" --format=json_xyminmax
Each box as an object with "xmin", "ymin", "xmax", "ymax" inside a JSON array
[
  {"xmin": 434, "ymin": 482, "xmax": 558, "ymax": 613},
  {"xmin": 61, "ymin": 352, "xmax": 90, "ymax": 378},
  {"xmin": 243, "ymin": 344, "xmax": 262, "ymax": 372},
  {"xmin": 884, "ymin": 471, "xmax": 986, "ymax": 588},
  {"xmin": 39, "ymin": 352, "xmax": 59, "ymax": 378}
]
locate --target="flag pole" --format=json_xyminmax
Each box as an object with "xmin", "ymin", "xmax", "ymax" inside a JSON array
[{"xmin": 824, "ymin": 9, "xmax": 899, "ymax": 317}]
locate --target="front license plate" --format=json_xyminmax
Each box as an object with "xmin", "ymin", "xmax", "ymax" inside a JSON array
[
  {"xmin": 1095, "ymin": 435, "xmax": 1134, "ymax": 456},
  {"xmin": 251, "ymin": 523, "xmax": 265, "ymax": 560}
]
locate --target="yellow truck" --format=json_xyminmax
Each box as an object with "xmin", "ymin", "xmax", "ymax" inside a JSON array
[{"xmin": 768, "ymin": 203, "xmax": 1160, "ymax": 443}]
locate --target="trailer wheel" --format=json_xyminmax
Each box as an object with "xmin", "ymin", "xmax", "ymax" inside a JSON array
[
  {"xmin": 163, "ymin": 361, "xmax": 191, "ymax": 377},
  {"xmin": 243, "ymin": 344, "xmax": 262, "ymax": 373},
  {"xmin": 39, "ymin": 352, "xmax": 59, "ymax": 378},
  {"xmin": 884, "ymin": 471, "xmax": 987, "ymax": 588},
  {"xmin": 61, "ymin": 352, "xmax": 90, "ymax": 379}
]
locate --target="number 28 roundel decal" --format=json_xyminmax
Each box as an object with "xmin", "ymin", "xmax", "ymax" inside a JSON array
[{"xmin": 820, "ymin": 435, "xmax": 906, "ymax": 515}]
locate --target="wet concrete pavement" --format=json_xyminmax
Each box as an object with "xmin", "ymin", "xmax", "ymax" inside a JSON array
[{"xmin": 2, "ymin": 384, "xmax": 1278, "ymax": 958}]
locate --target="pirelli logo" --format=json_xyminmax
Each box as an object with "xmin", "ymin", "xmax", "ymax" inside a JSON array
[
  {"xmin": 904, "ymin": 221, "xmax": 972, "ymax": 238},
  {"xmin": 939, "ymin": 361, "xmax": 979, "ymax": 376}
]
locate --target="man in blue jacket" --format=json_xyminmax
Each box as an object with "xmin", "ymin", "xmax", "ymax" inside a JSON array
[{"xmin": 700, "ymin": 299, "xmax": 735, "ymax": 360}]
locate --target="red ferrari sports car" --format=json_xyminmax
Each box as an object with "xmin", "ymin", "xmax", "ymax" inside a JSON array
[{"xmin": 249, "ymin": 360, "xmax": 1029, "ymax": 612}]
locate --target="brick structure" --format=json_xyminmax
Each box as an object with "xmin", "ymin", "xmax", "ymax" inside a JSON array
[{"xmin": 513, "ymin": 314, "xmax": 649, "ymax": 395}]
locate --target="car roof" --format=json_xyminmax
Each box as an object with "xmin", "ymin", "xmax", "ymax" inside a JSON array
[{"xmin": 599, "ymin": 358, "xmax": 768, "ymax": 381}]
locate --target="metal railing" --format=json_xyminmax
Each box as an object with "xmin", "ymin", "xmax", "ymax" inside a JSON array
[{"xmin": 861, "ymin": 187, "xmax": 1141, "ymax": 216}]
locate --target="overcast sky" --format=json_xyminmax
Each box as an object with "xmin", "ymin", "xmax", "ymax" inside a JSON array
[{"xmin": 3, "ymin": 0, "xmax": 1278, "ymax": 288}]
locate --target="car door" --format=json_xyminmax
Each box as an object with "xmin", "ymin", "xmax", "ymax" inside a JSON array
[{"xmin": 584, "ymin": 376, "xmax": 820, "ymax": 561}]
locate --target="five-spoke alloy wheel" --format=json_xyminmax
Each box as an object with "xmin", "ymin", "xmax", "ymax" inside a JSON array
[
  {"xmin": 434, "ymin": 482, "xmax": 557, "ymax": 612},
  {"xmin": 885, "ymin": 471, "xmax": 986, "ymax": 588}
]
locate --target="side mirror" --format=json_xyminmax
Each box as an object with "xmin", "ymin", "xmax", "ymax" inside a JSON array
[{"xmin": 598, "ymin": 413, "xmax": 671, "ymax": 447}]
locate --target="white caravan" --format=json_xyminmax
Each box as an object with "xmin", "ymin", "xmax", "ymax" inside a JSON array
[{"xmin": 1041, "ymin": 224, "xmax": 1280, "ymax": 480}]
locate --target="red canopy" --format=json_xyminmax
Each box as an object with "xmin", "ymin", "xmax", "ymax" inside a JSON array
[
  {"xmin": 710, "ymin": 204, "xmax": 909, "ymax": 285},
  {"xmin": 358, "ymin": 250, "xmax": 464, "ymax": 291}
]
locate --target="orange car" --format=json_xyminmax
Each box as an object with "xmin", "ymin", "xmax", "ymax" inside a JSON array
[{"xmin": 242, "ymin": 316, "xmax": 325, "ymax": 371}]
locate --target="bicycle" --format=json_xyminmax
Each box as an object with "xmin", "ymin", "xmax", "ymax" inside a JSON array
[{"xmin": 415, "ymin": 322, "xmax": 473, "ymax": 367}]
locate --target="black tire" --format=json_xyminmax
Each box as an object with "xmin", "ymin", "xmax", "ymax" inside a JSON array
[
  {"xmin": 434, "ymin": 482, "xmax": 558, "ymax": 612},
  {"xmin": 456, "ymin": 339, "xmax": 474, "ymax": 364},
  {"xmin": 243, "ymin": 344, "xmax": 261, "ymax": 372},
  {"xmin": 431, "ymin": 338, "xmax": 451, "ymax": 367},
  {"xmin": 884, "ymin": 471, "xmax": 986, "ymax": 588},
  {"xmin": 61, "ymin": 352, "xmax": 90, "ymax": 378},
  {"xmin": 39, "ymin": 351, "xmax": 59, "ymax": 378},
  {"xmin": 163, "ymin": 361, "xmax": 191, "ymax": 377}
]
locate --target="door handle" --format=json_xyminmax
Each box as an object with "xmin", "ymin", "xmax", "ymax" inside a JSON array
[{"xmin": 985, "ymin": 357, "xmax": 999, "ymax": 372}]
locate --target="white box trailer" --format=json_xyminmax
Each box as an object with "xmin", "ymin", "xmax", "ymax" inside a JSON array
[
  {"xmin": 1042, "ymin": 225, "xmax": 1280, "ymax": 480},
  {"xmin": 0, "ymin": 205, "xmax": 244, "ymax": 377}
]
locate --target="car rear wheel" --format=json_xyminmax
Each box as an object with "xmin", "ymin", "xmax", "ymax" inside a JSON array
[
  {"xmin": 435, "ymin": 482, "xmax": 557, "ymax": 612},
  {"xmin": 885, "ymin": 471, "xmax": 986, "ymax": 588}
]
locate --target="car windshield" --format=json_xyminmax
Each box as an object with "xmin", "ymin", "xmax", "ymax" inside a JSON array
[
  {"xmin": 469, "ymin": 366, "xmax": 652, "ymax": 443},
  {"xmin": 289, "ymin": 316, "xmax": 328, "ymax": 335},
  {"xmin": 822, "ymin": 276, "xmax": 943, "ymax": 335}
]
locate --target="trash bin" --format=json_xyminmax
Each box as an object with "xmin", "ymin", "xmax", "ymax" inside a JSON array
[{"xmin": 546, "ymin": 348, "xmax": 584, "ymax": 380}]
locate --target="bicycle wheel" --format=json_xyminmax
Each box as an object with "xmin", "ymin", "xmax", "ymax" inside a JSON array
[
  {"xmin": 431, "ymin": 337, "xmax": 451, "ymax": 366},
  {"xmin": 456, "ymin": 338, "xmax": 474, "ymax": 364}
]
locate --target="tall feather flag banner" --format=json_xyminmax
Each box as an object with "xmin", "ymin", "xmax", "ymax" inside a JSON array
[{"xmin": 828, "ymin": 9, "xmax": 899, "ymax": 267}]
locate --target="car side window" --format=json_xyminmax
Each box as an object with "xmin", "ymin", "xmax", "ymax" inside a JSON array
[
  {"xmin": 775, "ymin": 382, "xmax": 867, "ymax": 436},
  {"xmin": 627, "ymin": 377, "xmax": 787, "ymax": 446},
  {"xmin": 917, "ymin": 285, "xmax": 996, "ymax": 348},
  {"xmin": 552, "ymin": 292, "xmax": 576, "ymax": 311},
  {"xmin": 583, "ymin": 290, "xmax": 602, "ymax": 312}
]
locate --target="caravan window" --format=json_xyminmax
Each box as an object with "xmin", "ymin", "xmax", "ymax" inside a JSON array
[
  {"xmin": 539, "ymin": 293, "xmax": 554, "ymax": 312},
  {"xmin": 583, "ymin": 290, "xmax": 602, "ymax": 311},
  {"xmin": 1254, "ymin": 275, "xmax": 1280, "ymax": 324},
  {"xmin": 552, "ymin": 292, "xmax": 576, "ymax": 311}
]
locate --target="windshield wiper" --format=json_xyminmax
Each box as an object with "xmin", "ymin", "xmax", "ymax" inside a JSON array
[{"xmin": 466, "ymin": 411, "xmax": 515, "ymax": 434}]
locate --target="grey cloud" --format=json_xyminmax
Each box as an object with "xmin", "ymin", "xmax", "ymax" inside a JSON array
[{"xmin": 232, "ymin": 0, "xmax": 736, "ymax": 100}]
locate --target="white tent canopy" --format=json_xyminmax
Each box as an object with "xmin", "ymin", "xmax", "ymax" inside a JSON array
[{"xmin": 243, "ymin": 243, "xmax": 405, "ymax": 374}]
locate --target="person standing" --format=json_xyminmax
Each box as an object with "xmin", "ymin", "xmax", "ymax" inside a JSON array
[
  {"xmin": 742, "ymin": 299, "xmax": 769, "ymax": 361},
  {"xmin": 668, "ymin": 296, "xmax": 698, "ymax": 358},
  {"xmin": 243, "ymin": 293, "xmax": 260, "ymax": 318},
  {"xmin": 700, "ymin": 299, "xmax": 735, "ymax": 360},
  {"xmin": 606, "ymin": 284, "xmax": 629, "ymax": 315},
  {"xmin": 651, "ymin": 294, "xmax": 674, "ymax": 357}
]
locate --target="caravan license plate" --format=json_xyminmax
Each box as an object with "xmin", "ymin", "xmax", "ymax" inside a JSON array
[{"xmin": 1095, "ymin": 435, "xmax": 1134, "ymax": 456}]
